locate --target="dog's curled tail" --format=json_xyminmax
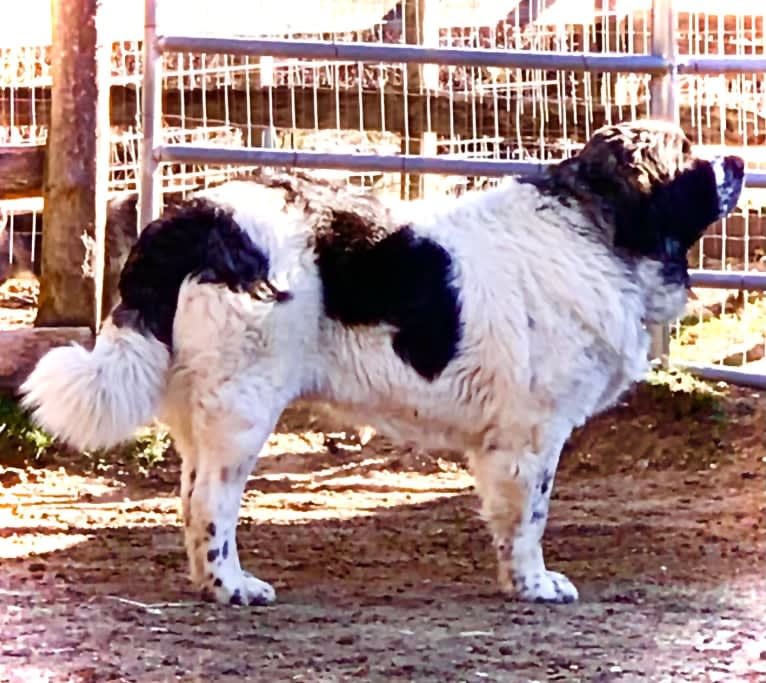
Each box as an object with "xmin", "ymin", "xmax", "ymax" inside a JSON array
[{"xmin": 20, "ymin": 315, "xmax": 170, "ymax": 452}]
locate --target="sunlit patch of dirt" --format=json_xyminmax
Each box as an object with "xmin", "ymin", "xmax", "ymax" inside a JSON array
[{"xmin": 1, "ymin": 383, "xmax": 764, "ymax": 681}]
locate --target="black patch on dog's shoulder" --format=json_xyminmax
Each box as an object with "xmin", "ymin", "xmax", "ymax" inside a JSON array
[
  {"xmin": 114, "ymin": 198, "xmax": 274, "ymax": 348},
  {"xmin": 315, "ymin": 211, "xmax": 462, "ymax": 381}
]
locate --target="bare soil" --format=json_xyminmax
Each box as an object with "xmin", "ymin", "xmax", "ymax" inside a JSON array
[
  {"xmin": 0, "ymin": 378, "xmax": 764, "ymax": 683},
  {"xmin": 1, "ymin": 278, "xmax": 765, "ymax": 682}
]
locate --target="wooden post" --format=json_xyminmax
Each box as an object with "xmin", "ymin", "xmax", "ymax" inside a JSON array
[
  {"xmin": 35, "ymin": 0, "xmax": 110, "ymax": 331},
  {"xmin": 402, "ymin": 0, "xmax": 438, "ymax": 200},
  {"xmin": 0, "ymin": 328, "xmax": 94, "ymax": 396}
]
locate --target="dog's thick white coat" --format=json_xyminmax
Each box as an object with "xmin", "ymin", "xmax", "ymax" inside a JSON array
[{"xmin": 25, "ymin": 125, "xmax": 737, "ymax": 605}]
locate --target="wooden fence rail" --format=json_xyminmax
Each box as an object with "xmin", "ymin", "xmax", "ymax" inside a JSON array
[{"xmin": 0, "ymin": 147, "xmax": 46, "ymax": 200}]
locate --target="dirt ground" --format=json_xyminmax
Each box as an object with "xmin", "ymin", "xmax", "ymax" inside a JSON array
[
  {"xmin": 0, "ymin": 373, "xmax": 764, "ymax": 683},
  {"xmin": 0, "ymin": 279, "xmax": 765, "ymax": 682}
]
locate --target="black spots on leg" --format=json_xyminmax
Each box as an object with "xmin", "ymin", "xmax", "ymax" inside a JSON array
[
  {"xmin": 540, "ymin": 471, "xmax": 553, "ymax": 495},
  {"xmin": 207, "ymin": 548, "xmax": 220, "ymax": 563},
  {"xmin": 222, "ymin": 540, "xmax": 229, "ymax": 559},
  {"xmin": 213, "ymin": 577, "xmax": 223, "ymax": 588},
  {"xmin": 207, "ymin": 522, "xmax": 216, "ymax": 538},
  {"xmin": 316, "ymin": 219, "xmax": 462, "ymax": 381},
  {"xmin": 527, "ymin": 315, "xmax": 536, "ymax": 329},
  {"xmin": 496, "ymin": 541, "xmax": 512, "ymax": 562},
  {"xmin": 511, "ymin": 575, "xmax": 531, "ymax": 595},
  {"xmin": 230, "ymin": 589, "xmax": 243, "ymax": 606},
  {"xmin": 552, "ymin": 578, "xmax": 576, "ymax": 604},
  {"xmin": 530, "ymin": 472, "xmax": 552, "ymax": 524}
]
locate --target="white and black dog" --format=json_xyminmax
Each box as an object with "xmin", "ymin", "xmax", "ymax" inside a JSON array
[{"xmin": 21, "ymin": 120, "xmax": 745, "ymax": 606}]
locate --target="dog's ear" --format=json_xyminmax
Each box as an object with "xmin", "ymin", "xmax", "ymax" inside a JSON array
[
  {"xmin": 610, "ymin": 159, "xmax": 722, "ymax": 262},
  {"xmin": 561, "ymin": 121, "xmax": 709, "ymax": 260},
  {"xmin": 647, "ymin": 160, "xmax": 721, "ymax": 248}
]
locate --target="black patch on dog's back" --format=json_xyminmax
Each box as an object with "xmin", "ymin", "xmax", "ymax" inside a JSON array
[
  {"xmin": 114, "ymin": 199, "xmax": 273, "ymax": 347},
  {"xmin": 315, "ymin": 210, "xmax": 462, "ymax": 381}
]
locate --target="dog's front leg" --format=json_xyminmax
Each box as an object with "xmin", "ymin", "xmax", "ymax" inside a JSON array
[{"xmin": 469, "ymin": 420, "xmax": 576, "ymax": 603}]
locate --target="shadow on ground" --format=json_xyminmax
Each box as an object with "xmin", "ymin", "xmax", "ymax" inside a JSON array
[{"xmin": 0, "ymin": 383, "xmax": 764, "ymax": 681}]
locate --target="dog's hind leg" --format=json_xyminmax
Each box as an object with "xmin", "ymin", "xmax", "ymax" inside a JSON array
[
  {"xmin": 469, "ymin": 418, "xmax": 576, "ymax": 603},
  {"xmin": 169, "ymin": 380, "xmax": 288, "ymax": 607}
]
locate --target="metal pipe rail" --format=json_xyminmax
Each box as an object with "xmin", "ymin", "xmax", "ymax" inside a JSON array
[
  {"xmin": 670, "ymin": 362, "xmax": 766, "ymax": 391},
  {"xmin": 158, "ymin": 144, "xmax": 766, "ymax": 189},
  {"xmin": 141, "ymin": 0, "xmax": 766, "ymax": 390},
  {"xmin": 156, "ymin": 36, "xmax": 766, "ymax": 76},
  {"xmin": 158, "ymin": 36, "xmax": 667, "ymax": 73},
  {"xmin": 157, "ymin": 145, "xmax": 551, "ymax": 177},
  {"xmin": 688, "ymin": 270, "xmax": 766, "ymax": 292}
]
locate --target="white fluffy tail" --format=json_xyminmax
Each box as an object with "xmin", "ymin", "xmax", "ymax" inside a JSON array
[{"xmin": 20, "ymin": 319, "xmax": 170, "ymax": 452}]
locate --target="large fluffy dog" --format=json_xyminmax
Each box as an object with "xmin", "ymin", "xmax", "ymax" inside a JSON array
[{"xmin": 21, "ymin": 120, "xmax": 744, "ymax": 606}]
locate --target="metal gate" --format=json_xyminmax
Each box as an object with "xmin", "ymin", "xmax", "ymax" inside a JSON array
[{"xmin": 139, "ymin": 0, "xmax": 766, "ymax": 389}]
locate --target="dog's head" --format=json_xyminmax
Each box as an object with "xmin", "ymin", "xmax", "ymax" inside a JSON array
[{"xmin": 551, "ymin": 119, "xmax": 745, "ymax": 281}]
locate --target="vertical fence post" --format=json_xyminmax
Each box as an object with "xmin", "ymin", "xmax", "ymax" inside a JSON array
[
  {"xmin": 649, "ymin": 0, "xmax": 678, "ymax": 367},
  {"xmin": 403, "ymin": 0, "xmax": 438, "ymax": 200},
  {"xmin": 140, "ymin": 0, "xmax": 162, "ymax": 232},
  {"xmin": 35, "ymin": 0, "xmax": 110, "ymax": 331}
]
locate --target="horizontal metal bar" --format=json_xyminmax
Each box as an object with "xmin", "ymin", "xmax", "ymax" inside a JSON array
[
  {"xmin": 677, "ymin": 55, "xmax": 766, "ymax": 75},
  {"xmin": 688, "ymin": 270, "xmax": 766, "ymax": 291},
  {"xmin": 744, "ymin": 171, "xmax": 766, "ymax": 189},
  {"xmin": 158, "ymin": 144, "xmax": 766, "ymax": 189},
  {"xmin": 158, "ymin": 144, "xmax": 551, "ymax": 177},
  {"xmin": 157, "ymin": 37, "xmax": 766, "ymax": 77},
  {"xmin": 671, "ymin": 362, "xmax": 766, "ymax": 390},
  {"xmin": 157, "ymin": 36, "xmax": 669, "ymax": 74}
]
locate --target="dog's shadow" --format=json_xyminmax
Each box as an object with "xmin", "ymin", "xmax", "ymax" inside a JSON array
[{"xmin": 2, "ymin": 479, "xmax": 752, "ymax": 611}]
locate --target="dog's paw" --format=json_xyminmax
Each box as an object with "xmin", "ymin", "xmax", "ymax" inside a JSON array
[
  {"xmin": 513, "ymin": 570, "xmax": 578, "ymax": 604},
  {"xmin": 201, "ymin": 571, "xmax": 276, "ymax": 607}
]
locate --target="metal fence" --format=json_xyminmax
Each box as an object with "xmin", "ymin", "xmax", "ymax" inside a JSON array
[
  {"xmin": 140, "ymin": 12, "xmax": 766, "ymax": 227},
  {"xmin": 137, "ymin": 0, "xmax": 766, "ymax": 389},
  {"xmin": 3, "ymin": 1, "xmax": 763, "ymax": 388},
  {"xmin": 0, "ymin": 0, "xmax": 766, "ymax": 386}
]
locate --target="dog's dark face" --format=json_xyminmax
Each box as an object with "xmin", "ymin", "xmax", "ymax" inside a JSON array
[{"xmin": 553, "ymin": 120, "xmax": 745, "ymax": 279}]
